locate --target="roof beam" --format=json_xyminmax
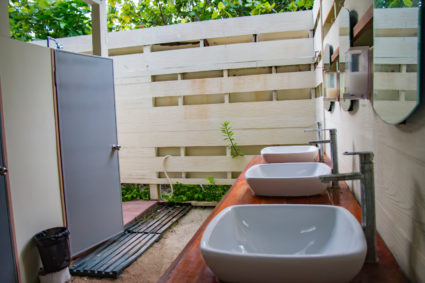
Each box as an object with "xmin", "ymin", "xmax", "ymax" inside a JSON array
[
  {"xmin": 82, "ymin": 0, "xmax": 102, "ymax": 5},
  {"xmin": 82, "ymin": 0, "xmax": 107, "ymax": 56}
]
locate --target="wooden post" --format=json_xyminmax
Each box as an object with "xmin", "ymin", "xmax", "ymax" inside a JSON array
[
  {"xmin": 178, "ymin": 73, "xmax": 184, "ymax": 106},
  {"xmin": 91, "ymin": 0, "xmax": 108, "ymax": 56},
  {"xmin": 0, "ymin": 0, "xmax": 10, "ymax": 38},
  {"xmin": 149, "ymin": 184, "xmax": 160, "ymax": 200},
  {"xmin": 180, "ymin": 147, "xmax": 186, "ymax": 178},
  {"xmin": 272, "ymin": 67, "xmax": 277, "ymax": 101},
  {"xmin": 144, "ymin": 45, "xmax": 152, "ymax": 53}
]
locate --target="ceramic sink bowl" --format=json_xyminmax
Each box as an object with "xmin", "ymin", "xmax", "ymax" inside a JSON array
[
  {"xmin": 245, "ymin": 162, "xmax": 331, "ymax": 196},
  {"xmin": 200, "ymin": 204, "xmax": 366, "ymax": 283}
]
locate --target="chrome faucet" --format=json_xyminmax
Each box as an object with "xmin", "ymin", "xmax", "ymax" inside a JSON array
[
  {"xmin": 305, "ymin": 127, "xmax": 339, "ymax": 189},
  {"xmin": 305, "ymin": 122, "xmax": 325, "ymax": 162},
  {"xmin": 319, "ymin": 151, "xmax": 377, "ymax": 263}
]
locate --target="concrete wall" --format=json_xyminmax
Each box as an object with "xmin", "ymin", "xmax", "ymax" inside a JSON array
[
  {"xmin": 0, "ymin": 37, "xmax": 64, "ymax": 283},
  {"xmin": 318, "ymin": 0, "xmax": 425, "ymax": 281}
]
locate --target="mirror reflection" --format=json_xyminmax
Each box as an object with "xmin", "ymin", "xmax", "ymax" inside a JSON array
[{"xmin": 373, "ymin": 1, "xmax": 420, "ymax": 124}]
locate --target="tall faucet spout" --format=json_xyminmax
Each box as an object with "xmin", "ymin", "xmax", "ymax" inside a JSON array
[
  {"xmin": 319, "ymin": 172, "xmax": 362, "ymax": 183},
  {"xmin": 320, "ymin": 151, "xmax": 378, "ymax": 264},
  {"xmin": 309, "ymin": 140, "xmax": 330, "ymax": 145}
]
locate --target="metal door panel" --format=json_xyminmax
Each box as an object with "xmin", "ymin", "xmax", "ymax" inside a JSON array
[
  {"xmin": 0, "ymin": 81, "xmax": 18, "ymax": 283},
  {"xmin": 55, "ymin": 51, "xmax": 123, "ymax": 256}
]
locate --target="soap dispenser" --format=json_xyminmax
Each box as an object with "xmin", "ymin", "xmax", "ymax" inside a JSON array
[{"xmin": 343, "ymin": 46, "xmax": 371, "ymax": 99}]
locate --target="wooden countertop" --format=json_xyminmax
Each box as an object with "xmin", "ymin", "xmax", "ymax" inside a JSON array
[{"xmin": 159, "ymin": 156, "xmax": 407, "ymax": 283}]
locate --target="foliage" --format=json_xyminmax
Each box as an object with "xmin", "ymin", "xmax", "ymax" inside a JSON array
[
  {"xmin": 221, "ymin": 120, "xmax": 244, "ymax": 158},
  {"xmin": 8, "ymin": 0, "xmax": 91, "ymax": 41},
  {"xmin": 107, "ymin": 0, "xmax": 314, "ymax": 31},
  {"xmin": 121, "ymin": 184, "xmax": 150, "ymax": 201},
  {"xmin": 162, "ymin": 178, "xmax": 231, "ymax": 202},
  {"xmin": 9, "ymin": 0, "xmax": 313, "ymax": 41},
  {"xmin": 374, "ymin": 0, "xmax": 418, "ymax": 8}
]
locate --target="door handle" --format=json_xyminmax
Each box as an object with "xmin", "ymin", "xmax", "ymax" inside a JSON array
[
  {"xmin": 112, "ymin": 144, "xmax": 121, "ymax": 151},
  {"xmin": 0, "ymin": 167, "xmax": 7, "ymax": 176}
]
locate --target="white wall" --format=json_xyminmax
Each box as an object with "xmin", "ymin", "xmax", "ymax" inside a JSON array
[
  {"xmin": 319, "ymin": 0, "xmax": 425, "ymax": 280},
  {"xmin": 0, "ymin": 37, "xmax": 64, "ymax": 283}
]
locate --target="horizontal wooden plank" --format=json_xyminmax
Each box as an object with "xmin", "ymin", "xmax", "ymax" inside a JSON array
[
  {"xmin": 119, "ymin": 155, "xmax": 254, "ymax": 172},
  {"xmin": 121, "ymin": 177, "xmax": 236, "ymax": 185},
  {"xmin": 113, "ymin": 38, "xmax": 315, "ymax": 76},
  {"xmin": 117, "ymin": 71, "xmax": 316, "ymax": 98},
  {"xmin": 322, "ymin": 0, "xmax": 335, "ymax": 25},
  {"xmin": 374, "ymin": 72, "xmax": 417, "ymax": 91},
  {"xmin": 120, "ymin": 128, "xmax": 316, "ymax": 147},
  {"xmin": 32, "ymin": 11, "xmax": 313, "ymax": 53},
  {"xmin": 374, "ymin": 37, "xmax": 418, "ymax": 64},
  {"xmin": 116, "ymin": 100, "xmax": 317, "ymax": 132},
  {"xmin": 374, "ymin": 7, "xmax": 418, "ymax": 30}
]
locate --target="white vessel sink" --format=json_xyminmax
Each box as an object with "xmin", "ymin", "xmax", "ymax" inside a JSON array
[
  {"xmin": 245, "ymin": 162, "xmax": 331, "ymax": 196},
  {"xmin": 201, "ymin": 204, "xmax": 366, "ymax": 283},
  {"xmin": 261, "ymin": 145, "xmax": 319, "ymax": 163}
]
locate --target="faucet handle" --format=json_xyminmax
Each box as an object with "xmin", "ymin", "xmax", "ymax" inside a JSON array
[
  {"xmin": 304, "ymin": 128, "xmax": 335, "ymax": 133},
  {"xmin": 344, "ymin": 151, "xmax": 374, "ymax": 161},
  {"xmin": 343, "ymin": 151, "xmax": 373, "ymax": 156}
]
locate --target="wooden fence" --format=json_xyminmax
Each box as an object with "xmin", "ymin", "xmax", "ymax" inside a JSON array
[{"xmin": 37, "ymin": 11, "xmax": 321, "ymax": 198}]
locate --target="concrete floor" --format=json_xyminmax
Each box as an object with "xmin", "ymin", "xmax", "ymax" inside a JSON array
[{"xmin": 71, "ymin": 207, "xmax": 213, "ymax": 283}]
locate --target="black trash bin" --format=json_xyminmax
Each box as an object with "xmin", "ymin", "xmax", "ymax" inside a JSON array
[{"xmin": 34, "ymin": 227, "xmax": 70, "ymax": 273}]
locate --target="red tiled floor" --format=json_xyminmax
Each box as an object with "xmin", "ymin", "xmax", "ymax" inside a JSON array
[{"xmin": 122, "ymin": 200, "xmax": 157, "ymax": 226}]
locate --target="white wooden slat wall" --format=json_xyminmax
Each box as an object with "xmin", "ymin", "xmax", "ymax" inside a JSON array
[{"xmin": 110, "ymin": 11, "xmax": 318, "ymax": 187}]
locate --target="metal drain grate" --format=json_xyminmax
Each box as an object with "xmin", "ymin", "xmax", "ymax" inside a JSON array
[
  {"xmin": 70, "ymin": 204, "xmax": 191, "ymax": 278},
  {"xmin": 126, "ymin": 204, "xmax": 192, "ymax": 234}
]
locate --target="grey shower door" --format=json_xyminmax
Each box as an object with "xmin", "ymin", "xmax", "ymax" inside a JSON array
[
  {"xmin": 0, "ymin": 81, "xmax": 18, "ymax": 283},
  {"xmin": 55, "ymin": 51, "xmax": 123, "ymax": 256}
]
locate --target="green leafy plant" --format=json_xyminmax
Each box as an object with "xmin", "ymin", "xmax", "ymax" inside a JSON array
[
  {"xmin": 8, "ymin": 0, "xmax": 92, "ymax": 41},
  {"xmin": 121, "ymin": 184, "xmax": 150, "ymax": 201},
  {"xmin": 162, "ymin": 178, "xmax": 230, "ymax": 202},
  {"xmin": 221, "ymin": 121, "xmax": 244, "ymax": 158},
  {"xmin": 9, "ymin": 0, "xmax": 313, "ymax": 42},
  {"xmin": 374, "ymin": 0, "xmax": 417, "ymax": 8}
]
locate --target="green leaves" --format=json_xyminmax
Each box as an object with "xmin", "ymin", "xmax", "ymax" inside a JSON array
[
  {"xmin": 9, "ymin": 0, "xmax": 91, "ymax": 41},
  {"xmin": 221, "ymin": 120, "xmax": 244, "ymax": 158},
  {"xmin": 376, "ymin": 0, "xmax": 418, "ymax": 8},
  {"xmin": 9, "ymin": 0, "xmax": 314, "ymax": 42},
  {"xmin": 162, "ymin": 178, "xmax": 231, "ymax": 202},
  {"xmin": 121, "ymin": 184, "xmax": 150, "ymax": 201}
]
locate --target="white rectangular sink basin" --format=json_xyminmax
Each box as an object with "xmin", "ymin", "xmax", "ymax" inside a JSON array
[
  {"xmin": 201, "ymin": 204, "xmax": 366, "ymax": 283},
  {"xmin": 261, "ymin": 145, "xmax": 318, "ymax": 163},
  {"xmin": 245, "ymin": 162, "xmax": 331, "ymax": 196}
]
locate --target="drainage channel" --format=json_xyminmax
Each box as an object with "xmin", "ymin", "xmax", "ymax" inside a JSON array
[{"xmin": 70, "ymin": 203, "xmax": 192, "ymax": 279}]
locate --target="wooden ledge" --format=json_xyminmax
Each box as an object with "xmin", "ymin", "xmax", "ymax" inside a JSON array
[
  {"xmin": 353, "ymin": 5, "xmax": 374, "ymax": 43},
  {"xmin": 159, "ymin": 156, "xmax": 407, "ymax": 283}
]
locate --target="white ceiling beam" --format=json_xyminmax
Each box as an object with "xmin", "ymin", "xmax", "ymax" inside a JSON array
[
  {"xmin": 82, "ymin": 0, "xmax": 108, "ymax": 56},
  {"xmin": 91, "ymin": 0, "xmax": 108, "ymax": 56},
  {"xmin": 82, "ymin": 0, "xmax": 102, "ymax": 5}
]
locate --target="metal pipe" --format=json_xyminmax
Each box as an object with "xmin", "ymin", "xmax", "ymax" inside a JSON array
[
  {"xmin": 317, "ymin": 122, "xmax": 324, "ymax": 162},
  {"xmin": 308, "ymin": 128, "xmax": 339, "ymax": 188},
  {"xmin": 319, "ymin": 151, "xmax": 377, "ymax": 263},
  {"xmin": 329, "ymin": 129, "xmax": 339, "ymax": 188}
]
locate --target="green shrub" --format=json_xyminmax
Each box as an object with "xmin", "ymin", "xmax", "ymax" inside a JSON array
[
  {"xmin": 162, "ymin": 178, "xmax": 231, "ymax": 202},
  {"xmin": 121, "ymin": 184, "xmax": 150, "ymax": 201}
]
